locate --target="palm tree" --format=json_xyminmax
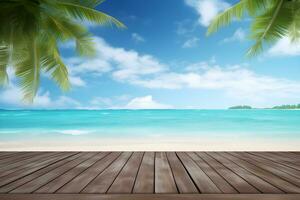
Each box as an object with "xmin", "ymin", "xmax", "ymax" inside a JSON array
[
  {"xmin": 207, "ymin": 0, "xmax": 300, "ymax": 57},
  {"xmin": 0, "ymin": 0, "xmax": 124, "ymax": 102}
]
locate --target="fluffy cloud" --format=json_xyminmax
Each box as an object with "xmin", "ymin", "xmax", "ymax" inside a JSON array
[
  {"xmin": 64, "ymin": 36, "xmax": 300, "ymax": 105},
  {"xmin": 127, "ymin": 65, "xmax": 300, "ymax": 103},
  {"xmin": 268, "ymin": 36, "xmax": 300, "ymax": 57},
  {"xmin": 69, "ymin": 76, "xmax": 86, "ymax": 87},
  {"xmin": 123, "ymin": 95, "xmax": 172, "ymax": 109},
  {"xmin": 132, "ymin": 33, "xmax": 145, "ymax": 43},
  {"xmin": 66, "ymin": 37, "xmax": 167, "ymax": 82},
  {"xmin": 182, "ymin": 37, "xmax": 200, "ymax": 48},
  {"xmin": 0, "ymin": 84, "xmax": 80, "ymax": 108},
  {"xmin": 184, "ymin": 0, "xmax": 230, "ymax": 27},
  {"xmin": 222, "ymin": 28, "xmax": 246, "ymax": 43}
]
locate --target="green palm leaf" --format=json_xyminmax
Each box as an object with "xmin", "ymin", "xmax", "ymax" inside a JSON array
[
  {"xmin": 207, "ymin": 0, "xmax": 271, "ymax": 35},
  {"xmin": 15, "ymin": 39, "xmax": 40, "ymax": 102},
  {"xmin": 0, "ymin": 0, "xmax": 124, "ymax": 102},
  {"xmin": 207, "ymin": 1, "xmax": 245, "ymax": 36},
  {"xmin": 0, "ymin": 45, "xmax": 9, "ymax": 85},
  {"xmin": 51, "ymin": 1, "xmax": 126, "ymax": 28},
  {"xmin": 288, "ymin": 1, "xmax": 300, "ymax": 41},
  {"xmin": 247, "ymin": 0, "xmax": 292, "ymax": 56},
  {"xmin": 42, "ymin": 51, "xmax": 70, "ymax": 91},
  {"xmin": 207, "ymin": 0, "xmax": 300, "ymax": 57}
]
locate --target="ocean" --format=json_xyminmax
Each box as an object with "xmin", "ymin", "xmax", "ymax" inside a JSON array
[{"xmin": 0, "ymin": 109, "xmax": 299, "ymax": 150}]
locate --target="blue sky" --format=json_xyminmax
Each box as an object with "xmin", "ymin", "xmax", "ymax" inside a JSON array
[{"xmin": 1, "ymin": 0, "xmax": 300, "ymax": 109}]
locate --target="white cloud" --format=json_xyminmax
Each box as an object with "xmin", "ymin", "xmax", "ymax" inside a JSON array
[
  {"xmin": 184, "ymin": 0, "xmax": 230, "ymax": 27},
  {"xmin": 182, "ymin": 37, "xmax": 200, "ymax": 48},
  {"xmin": 66, "ymin": 56, "xmax": 111, "ymax": 75},
  {"xmin": 268, "ymin": 36, "xmax": 300, "ymax": 56},
  {"xmin": 123, "ymin": 95, "xmax": 172, "ymax": 109},
  {"xmin": 62, "ymin": 36, "xmax": 300, "ymax": 107},
  {"xmin": 222, "ymin": 28, "xmax": 246, "ymax": 43},
  {"xmin": 66, "ymin": 37, "xmax": 167, "ymax": 82},
  {"xmin": 132, "ymin": 33, "xmax": 145, "ymax": 43},
  {"xmin": 126, "ymin": 65, "xmax": 300, "ymax": 104},
  {"xmin": 69, "ymin": 76, "xmax": 86, "ymax": 87},
  {"xmin": 0, "ymin": 84, "xmax": 80, "ymax": 108}
]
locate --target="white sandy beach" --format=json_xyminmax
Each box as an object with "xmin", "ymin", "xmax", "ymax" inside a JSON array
[{"xmin": 1, "ymin": 137, "xmax": 300, "ymax": 151}]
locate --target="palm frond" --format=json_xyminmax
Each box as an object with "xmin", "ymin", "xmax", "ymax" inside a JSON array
[
  {"xmin": 245, "ymin": 0, "xmax": 273, "ymax": 16},
  {"xmin": 288, "ymin": 1, "xmax": 300, "ymax": 42},
  {"xmin": 207, "ymin": 1, "xmax": 245, "ymax": 35},
  {"xmin": 42, "ymin": 50, "xmax": 70, "ymax": 91},
  {"xmin": 58, "ymin": 0, "xmax": 106, "ymax": 8},
  {"xmin": 207, "ymin": 0, "xmax": 273, "ymax": 36},
  {"xmin": 42, "ymin": 13, "xmax": 96, "ymax": 56},
  {"xmin": 15, "ymin": 39, "xmax": 40, "ymax": 102},
  {"xmin": 247, "ymin": 0, "xmax": 292, "ymax": 57},
  {"xmin": 0, "ymin": 0, "xmax": 125, "ymax": 102},
  {"xmin": 51, "ymin": 1, "xmax": 125, "ymax": 28},
  {"xmin": 0, "ymin": 45, "xmax": 9, "ymax": 85}
]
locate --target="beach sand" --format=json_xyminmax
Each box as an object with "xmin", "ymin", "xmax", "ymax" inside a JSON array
[{"xmin": 1, "ymin": 137, "xmax": 299, "ymax": 151}]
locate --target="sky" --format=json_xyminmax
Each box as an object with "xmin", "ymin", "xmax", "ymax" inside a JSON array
[{"xmin": 1, "ymin": 0, "xmax": 300, "ymax": 109}]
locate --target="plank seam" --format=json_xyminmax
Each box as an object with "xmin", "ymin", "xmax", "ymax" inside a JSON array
[
  {"xmin": 228, "ymin": 152, "xmax": 300, "ymax": 191},
  {"xmin": 2, "ymin": 153, "xmax": 80, "ymax": 191},
  {"xmin": 105, "ymin": 152, "xmax": 134, "ymax": 193},
  {"xmin": 131, "ymin": 152, "xmax": 145, "ymax": 194},
  {"xmin": 53, "ymin": 152, "xmax": 111, "ymax": 193},
  {"xmin": 222, "ymin": 152, "xmax": 287, "ymax": 193},
  {"xmin": 78, "ymin": 152, "xmax": 122, "ymax": 193},
  {"xmin": 175, "ymin": 152, "xmax": 200, "ymax": 193}
]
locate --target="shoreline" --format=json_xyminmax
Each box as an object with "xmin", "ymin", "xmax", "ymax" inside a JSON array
[{"xmin": 1, "ymin": 138, "xmax": 300, "ymax": 151}]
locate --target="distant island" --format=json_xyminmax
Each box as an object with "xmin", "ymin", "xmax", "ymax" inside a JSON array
[
  {"xmin": 229, "ymin": 105, "xmax": 252, "ymax": 109},
  {"xmin": 228, "ymin": 104, "xmax": 300, "ymax": 109},
  {"xmin": 272, "ymin": 104, "xmax": 300, "ymax": 109}
]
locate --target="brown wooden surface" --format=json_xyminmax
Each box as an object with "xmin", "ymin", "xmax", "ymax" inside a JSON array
[{"xmin": 0, "ymin": 152, "xmax": 299, "ymax": 200}]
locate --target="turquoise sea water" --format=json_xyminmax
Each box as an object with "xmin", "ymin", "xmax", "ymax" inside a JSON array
[{"xmin": 0, "ymin": 109, "xmax": 300, "ymax": 143}]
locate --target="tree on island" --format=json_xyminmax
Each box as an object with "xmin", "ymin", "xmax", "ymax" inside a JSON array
[
  {"xmin": 0, "ymin": 0, "xmax": 124, "ymax": 102},
  {"xmin": 207, "ymin": 0, "xmax": 300, "ymax": 57},
  {"xmin": 272, "ymin": 104, "xmax": 300, "ymax": 109}
]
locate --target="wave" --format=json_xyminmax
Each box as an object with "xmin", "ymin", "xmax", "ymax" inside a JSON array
[{"xmin": 58, "ymin": 130, "xmax": 91, "ymax": 136}]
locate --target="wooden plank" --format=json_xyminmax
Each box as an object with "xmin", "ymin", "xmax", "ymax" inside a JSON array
[
  {"xmin": 133, "ymin": 152, "xmax": 155, "ymax": 194},
  {"xmin": 0, "ymin": 152, "xmax": 44, "ymax": 167},
  {"xmin": 167, "ymin": 152, "xmax": 198, "ymax": 193},
  {"xmin": 254, "ymin": 153, "xmax": 300, "ymax": 170},
  {"xmin": 57, "ymin": 152, "xmax": 120, "ymax": 193},
  {"xmin": 0, "ymin": 152, "xmax": 59, "ymax": 177},
  {"xmin": 246, "ymin": 153, "xmax": 300, "ymax": 178},
  {"xmin": 0, "ymin": 153, "xmax": 79, "ymax": 188},
  {"xmin": 0, "ymin": 153, "xmax": 80, "ymax": 193},
  {"xmin": 10, "ymin": 153, "xmax": 96, "ymax": 193},
  {"xmin": 230, "ymin": 152, "xmax": 300, "ymax": 188},
  {"xmin": 223, "ymin": 153, "xmax": 300, "ymax": 193},
  {"xmin": 154, "ymin": 152, "xmax": 177, "ymax": 194},
  {"xmin": 177, "ymin": 152, "xmax": 220, "ymax": 194},
  {"xmin": 197, "ymin": 152, "xmax": 258, "ymax": 194},
  {"xmin": 188, "ymin": 152, "xmax": 237, "ymax": 194},
  {"xmin": 0, "ymin": 152, "xmax": 41, "ymax": 166},
  {"xmin": 0, "ymin": 152, "xmax": 19, "ymax": 160},
  {"xmin": 208, "ymin": 152, "xmax": 283, "ymax": 193},
  {"xmin": 82, "ymin": 152, "xmax": 132, "ymax": 193},
  {"xmin": 1, "ymin": 194, "xmax": 300, "ymax": 200},
  {"xmin": 108, "ymin": 152, "xmax": 144, "ymax": 194},
  {"xmin": 274, "ymin": 152, "xmax": 300, "ymax": 162},
  {"xmin": 0, "ymin": 152, "xmax": 24, "ymax": 160},
  {"xmin": 35, "ymin": 152, "xmax": 109, "ymax": 193}
]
